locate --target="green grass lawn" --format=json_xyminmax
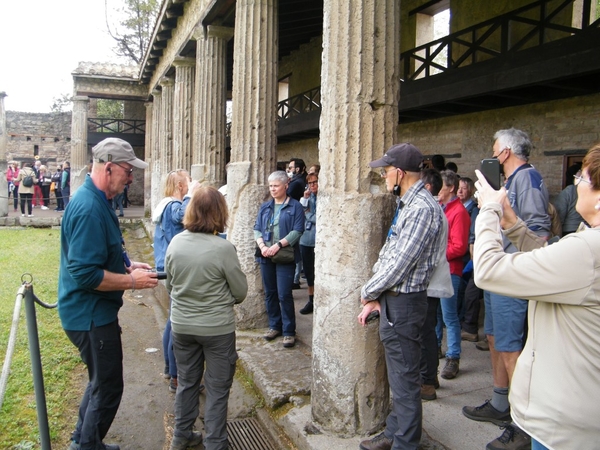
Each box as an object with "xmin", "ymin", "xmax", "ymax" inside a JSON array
[{"xmin": 0, "ymin": 228, "xmax": 82, "ymax": 449}]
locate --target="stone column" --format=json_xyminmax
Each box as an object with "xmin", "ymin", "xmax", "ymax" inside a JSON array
[
  {"xmin": 0, "ymin": 92, "xmax": 7, "ymax": 217},
  {"xmin": 150, "ymin": 90, "xmax": 162, "ymax": 212},
  {"xmin": 159, "ymin": 77, "xmax": 174, "ymax": 186},
  {"xmin": 144, "ymin": 101, "xmax": 153, "ymax": 216},
  {"xmin": 172, "ymin": 57, "xmax": 195, "ymax": 172},
  {"xmin": 228, "ymin": 0, "xmax": 278, "ymax": 329},
  {"xmin": 192, "ymin": 25, "xmax": 234, "ymax": 186},
  {"xmin": 70, "ymin": 96, "xmax": 90, "ymax": 193},
  {"xmin": 311, "ymin": 0, "xmax": 401, "ymax": 436}
]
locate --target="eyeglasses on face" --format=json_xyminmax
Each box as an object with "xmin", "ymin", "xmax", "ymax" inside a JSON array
[
  {"xmin": 493, "ymin": 147, "xmax": 510, "ymax": 159},
  {"xmin": 307, "ymin": 181, "xmax": 318, "ymax": 185},
  {"xmin": 574, "ymin": 174, "xmax": 591, "ymax": 186},
  {"xmin": 113, "ymin": 162, "xmax": 134, "ymax": 175},
  {"xmin": 379, "ymin": 167, "xmax": 397, "ymax": 177}
]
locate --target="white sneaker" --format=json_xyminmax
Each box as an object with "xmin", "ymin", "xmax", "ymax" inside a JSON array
[
  {"xmin": 41, "ymin": 206, "xmax": 49, "ymax": 210},
  {"xmin": 28, "ymin": 214, "xmax": 34, "ymax": 218},
  {"xmin": 21, "ymin": 214, "xmax": 25, "ymax": 217}
]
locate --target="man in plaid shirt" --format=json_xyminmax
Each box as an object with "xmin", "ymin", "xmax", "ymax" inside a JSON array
[{"xmin": 358, "ymin": 143, "xmax": 445, "ymax": 450}]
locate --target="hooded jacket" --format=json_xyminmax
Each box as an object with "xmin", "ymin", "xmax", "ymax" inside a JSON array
[{"xmin": 153, "ymin": 196, "xmax": 191, "ymax": 271}]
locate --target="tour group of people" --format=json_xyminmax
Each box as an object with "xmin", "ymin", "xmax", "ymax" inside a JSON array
[
  {"xmin": 6, "ymin": 159, "xmax": 70, "ymax": 216},
  {"xmin": 55, "ymin": 132, "xmax": 599, "ymax": 450}
]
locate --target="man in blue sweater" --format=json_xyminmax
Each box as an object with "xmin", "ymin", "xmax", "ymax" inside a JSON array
[{"xmin": 59, "ymin": 138, "xmax": 159, "ymax": 450}]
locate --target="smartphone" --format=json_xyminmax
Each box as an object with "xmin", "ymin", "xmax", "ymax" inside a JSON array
[{"xmin": 480, "ymin": 158, "xmax": 502, "ymax": 190}]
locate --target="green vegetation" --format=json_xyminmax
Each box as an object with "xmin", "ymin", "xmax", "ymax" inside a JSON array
[{"xmin": 0, "ymin": 228, "xmax": 81, "ymax": 449}]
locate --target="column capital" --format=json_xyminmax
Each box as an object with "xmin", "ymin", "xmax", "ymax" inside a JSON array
[
  {"xmin": 72, "ymin": 95, "xmax": 90, "ymax": 103},
  {"xmin": 173, "ymin": 56, "xmax": 196, "ymax": 68},
  {"xmin": 191, "ymin": 25, "xmax": 205, "ymax": 41},
  {"xmin": 151, "ymin": 89, "xmax": 162, "ymax": 97},
  {"xmin": 207, "ymin": 25, "xmax": 234, "ymax": 41},
  {"xmin": 159, "ymin": 77, "xmax": 174, "ymax": 87}
]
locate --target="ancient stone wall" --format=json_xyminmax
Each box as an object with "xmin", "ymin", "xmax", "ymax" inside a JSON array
[
  {"xmin": 276, "ymin": 138, "xmax": 319, "ymax": 168},
  {"xmin": 398, "ymin": 92, "xmax": 600, "ymax": 198},
  {"xmin": 5, "ymin": 111, "xmax": 72, "ymax": 170},
  {"xmin": 278, "ymin": 37, "xmax": 323, "ymax": 97}
]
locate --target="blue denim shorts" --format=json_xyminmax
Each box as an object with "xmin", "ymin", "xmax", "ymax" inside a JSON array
[{"xmin": 483, "ymin": 290, "xmax": 528, "ymax": 352}]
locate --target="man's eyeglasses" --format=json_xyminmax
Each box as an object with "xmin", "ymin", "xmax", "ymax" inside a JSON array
[
  {"xmin": 493, "ymin": 147, "xmax": 509, "ymax": 159},
  {"xmin": 379, "ymin": 167, "xmax": 397, "ymax": 177},
  {"xmin": 574, "ymin": 174, "xmax": 591, "ymax": 186},
  {"xmin": 307, "ymin": 181, "xmax": 318, "ymax": 185},
  {"xmin": 113, "ymin": 162, "xmax": 134, "ymax": 175}
]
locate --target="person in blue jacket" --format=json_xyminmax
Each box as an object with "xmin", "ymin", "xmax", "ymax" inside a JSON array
[
  {"xmin": 58, "ymin": 138, "xmax": 159, "ymax": 450},
  {"xmin": 152, "ymin": 169, "xmax": 196, "ymax": 393},
  {"xmin": 254, "ymin": 171, "xmax": 304, "ymax": 348}
]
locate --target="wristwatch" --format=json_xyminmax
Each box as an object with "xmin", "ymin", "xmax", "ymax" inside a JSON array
[{"xmin": 277, "ymin": 242, "xmax": 283, "ymax": 248}]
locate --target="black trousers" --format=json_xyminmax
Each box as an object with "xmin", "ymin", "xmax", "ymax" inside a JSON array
[
  {"xmin": 420, "ymin": 296, "xmax": 440, "ymax": 385},
  {"xmin": 461, "ymin": 276, "xmax": 482, "ymax": 335},
  {"xmin": 65, "ymin": 320, "xmax": 123, "ymax": 450}
]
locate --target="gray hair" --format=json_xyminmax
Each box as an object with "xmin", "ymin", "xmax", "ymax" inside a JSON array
[
  {"xmin": 493, "ymin": 128, "xmax": 532, "ymax": 161},
  {"xmin": 268, "ymin": 170, "xmax": 289, "ymax": 185},
  {"xmin": 440, "ymin": 170, "xmax": 460, "ymax": 193}
]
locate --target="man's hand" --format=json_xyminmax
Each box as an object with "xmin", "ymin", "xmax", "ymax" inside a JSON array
[
  {"xmin": 128, "ymin": 261, "xmax": 153, "ymax": 272},
  {"xmin": 358, "ymin": 300, "xmax": 381, "ymax": 326},
  {"xmin": 130, "ymin": 268, "xmax": 159, "ymax": 290}
]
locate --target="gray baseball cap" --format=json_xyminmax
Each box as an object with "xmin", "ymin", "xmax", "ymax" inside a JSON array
[
  {"xmin": 369, "ymin": 143, "xmax": 424, "ymax": 172},
  {"xmin": 92, "ymin": 138, "xmax": 148, "ymax": 169}
]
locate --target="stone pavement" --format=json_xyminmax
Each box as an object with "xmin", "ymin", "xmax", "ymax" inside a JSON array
[{"xmin": 1, "ymin": 206, "xmax": 506, "ymax": 450}]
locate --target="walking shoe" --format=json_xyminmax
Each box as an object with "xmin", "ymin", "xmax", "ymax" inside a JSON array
[
  {"xmin": 169, "ymin": 377, "xmax": 178, "ymax": 393},
  {"xmin": 359, "ymin": 432, "xmax": 392, "ymax": 450},
  {"xmin": 461, "ymin": 330, "xmax": 478, "ymax": 342},
  {"xmin": 170, "ymin": 431, "xmax": 202, "ymax": 450},
  {"xmin": 433, "ymin": 376, "xmax": 440, "ymax": 389},
  {"xmin": 264, "ymin": 329, "xmax": 281, "ymax": 341},
  {"xmin": 486, "ymin": 425, "xmax": 531, "ymax": 450},
  {"xmin": 21, "ymin": 214, "xmax": 25, "ymax": 217},
  {"xmin": 441, "ymin": 358, "xmax": 459, "ymax": 379},
  {"xmin": 41, "ymin": 205, "xmax": 49, "ymax": 210},
  {"xmin": 68, "ymin": 442, "xmax": 120, "ymax": 450},
  {"xmin": 292, "ymin": 282, "xmax": 301, "ymax": 290},
  {"xmin": 476, "ymin": 337, "xmax": 490, "ymax": 351},
  {"xmin": 163, "ymin": 365, "xmax": 171, "ymax": 379},
  {"xmin": 421, "ymin": 384, "xmax": 436, "ymax": 401},
  {"xmin": 27, "ymin": 214, "xmax": 34, "ymax": 218},
  {"xmin": 462, "ymin": 400, "xmax": 511, "ymax": 426},
  {"xmin": 283, "ymin": 336, "xmax": 295, "ymax": 348},
  {"xmin": 299, "ymin": 300, "xmax": 313, "ymax": 314}
]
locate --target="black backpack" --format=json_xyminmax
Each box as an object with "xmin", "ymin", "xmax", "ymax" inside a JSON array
[{"xmin": 22, "ymin": 171, "xmax": 35, "ymax": 187}]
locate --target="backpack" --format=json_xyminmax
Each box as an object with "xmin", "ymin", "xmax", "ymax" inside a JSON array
[{"xmin": 22, "ymin": 171, "xmax": 35, "ymax": 187}]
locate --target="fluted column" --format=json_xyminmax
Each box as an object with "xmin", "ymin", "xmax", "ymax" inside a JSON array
[
  {"xmin": 192, "ymin": 25, "xmax": 234, "ymax": 187},
  {"xmin": 144, "ymin": 101, "xmax": 153, "ymax": 215},
  {"xmin": 151, "ymin": 89, "xmax": 162, "ymax": 211},
  {"xmin": 159, "ymin": 77, "xmax": 174, "ymax": 184},
  {"xmin": 172, "ymin": 57, "xmax": 195, "ymax": 172},
  {"xmin": 70, "ymin": 96, "xmax": 90, "ymax": 193},
  {"xmin": 312, "ymin": 0, "xmax": 401, "ymax": 435},
  {"xmin": 228, "ymin": 0, "xmax": 278, "ymax": 329},
  {"xmin": 0, "ymin": 92, "xmax": 7, "ymax": 217}
]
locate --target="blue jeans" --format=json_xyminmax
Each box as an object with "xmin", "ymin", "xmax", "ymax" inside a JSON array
[
  {"xmin": 65, "ymin": 320, "xmax": 123, "ymax": 449},
  {"xmin": 163, "ymin": 318, "xmax": 177, "ymax": 378},
  {"xmin": 260, "ymin": 260, "xmax": 296, "ymax": 336},
  {"xmin": 440, "ymin": 274, "xmax": 462, "ymax": 359}
]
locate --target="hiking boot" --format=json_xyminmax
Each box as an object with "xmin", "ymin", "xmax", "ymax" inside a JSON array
[
  {"xmin": 170, "ymin": 431, "xmax": 202, "ymax": 450},
  {"xmin": 169, "ymin": 377, "xmax": 178, "ymax": 393},
  {"xmin": 486, "ymin": 425, "xmax": 531, "ymax": 450},
  {"xmin": 476, "ymin": 338, "xmax": 490, "ymax": 351},
  {"xmin": 264, "ymin": 329, "xmax": 281, "ymax": 341},
  {"xmin": 462, "ymin": 400, "xmax": 511, "ymax": 426},
  {"xmin": 461, "ymin": 330, "xmax": 478, "ymax": 342},
  {"xmin": 283, "ymin": 336, "xmax": 296, "ymax": 348},
  {"xmin": 441, "ymin": 358, "xmax": 459, "ymax": 379},
  {"xmin": 421, "ymin": 384, "xmax": 436, "ymax": 401},
  {"xmin": 299, "ymin": 300, "xmax": 313, "ymax": 314},
  {"xmin": 359, "ymin": 432, "xmax": 392, "ymax": 450}
]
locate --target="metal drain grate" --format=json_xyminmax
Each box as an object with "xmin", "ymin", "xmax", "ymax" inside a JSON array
[{"xmin": 227, "ymin": 417, "xmax": 278, "ymax": 450}]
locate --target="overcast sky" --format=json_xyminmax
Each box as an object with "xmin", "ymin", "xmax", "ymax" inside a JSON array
[{"xmin": 0, "ymin": 0, "xmax": 125, "ymax": 113}]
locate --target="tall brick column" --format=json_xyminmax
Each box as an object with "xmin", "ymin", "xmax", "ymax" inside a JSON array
[
  {"xmin": 228, "ymin": 0, "xmax": 278, "ymax": 329},
  {"xmin": 311, "ymin": 0, "xmax": 401, "ymax": 435},
  {"xmin": 150, "ymin": 89, "xmax": 162, "ymax": 211},
  {"xmin": 70, "ymin": 96, "xmax": 90, "ymax": 193},
  {"xmin": 0, "ymin": 92, "xmax": 7, "ymax": 217},
  {"xmin": 192, "ymin": 25, "xmax": 234, "ymax": 187},
  {"xmin": 172, "ymin": 57, "xmax": 195, "ymax": 172},
  {"xmin": 158, "ymin": 77, "xmax": 174, "ymax": 184}
]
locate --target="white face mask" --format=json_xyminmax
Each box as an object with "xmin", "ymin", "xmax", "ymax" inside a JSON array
[{"xmin": 287, "ymin": 171, "xmax": 294, "ymax": 179}]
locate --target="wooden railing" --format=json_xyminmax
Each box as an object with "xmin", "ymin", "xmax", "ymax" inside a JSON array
[
  {"xmin": 88, "ymin": 118, "xmax": 146, "ymax": 134},
  {"xmin": 277, "ymin": 86, "xmax": 321, "ymax": 119},
  {"xmin": 401, "ymin": 0, "xmax": 600, "ymax": 81}
]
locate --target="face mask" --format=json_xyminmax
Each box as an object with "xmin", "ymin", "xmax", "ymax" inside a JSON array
[{"xmin": 287, "ymin": 171, "xmax": 294, "ymax": 179}]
